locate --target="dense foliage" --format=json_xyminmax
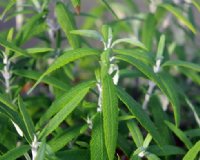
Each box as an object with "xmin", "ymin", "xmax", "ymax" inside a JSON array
[{"xmin": 0, "ymin": 0, "xmax": 200, "ymax": 159}]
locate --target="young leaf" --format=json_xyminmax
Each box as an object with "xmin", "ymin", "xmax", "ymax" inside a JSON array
[
  {"xmin": 159, "ymin": 4, "xmax": 196, "ymax": 33},
  {"xmin": 26, "ymin": 48, "xmax": 53, "ymax": 55},
  {"xmin": 143, "ymin": 134, "xmax": 152, "ymax": 148},
  {"xmin": 90, "ymin": 113, "xmax": 108, "ymax": 160},
  {"xmin": 117, "ymin": 86, "xmax": 164, "ymax": 146},
  {"xmin": 165, "ymin": 121, "xmax": 193, "ymax": 149},
  {"xmin": 183, "ymin": 140, "xmax": 200, "ymax": 160},
  {"xmin": 70, "ymin": 0, "xmax": 81, "ymax": 14},
  {"xmin": 192, "ymin": 0, "xmax": 200, "ymax": 12},
  {"xmin": 0, "ymin": 36, "xmax": 29, "ymax": 57},
  {"xmin": 38, "ymin": 83, "xmax": 92, "ymax": 139},
  {"xmin": 111, "ymin": 38, "xmax": 148, "ymax": 51},
  {"xmin": 156, "ymin": 34, "xmax": 165, "ymax": 59},
  {"xmin": 127, "ymin": 120, "xmax": 144, "ymax": 147},
  {"xmin": 49, "ymin": 124, "xmax": 88, "ymax": 152},
  {"xmin": 55, "ymin": 2, "xmax": 80, "ymax": 49},
  {"xmin": 28, "ymin": 48, "xmax": 99, "ymax": 94},
  {"xmin": 145, "ymin": 152, "xmax": 160, "ymax": 160},
  {"xmin": 37, "ymin": 80, "xmax": 95, "ymax": 129},
  {"xmin": 18, "ymin": 96, "xmax": 35, "ymax": 141},
  {"xmin": 0, "ymin": 145, "xmax": 30, "ymax": 160},
  {"xmin": 102, "ymin": 74, "xmax": 118, "ymax": 160},
  {"xmin": 162, "ymin": 60, "xmax": 200, "ymax": 72},
  {"xmin": 70, "ymin": 30, "xmax": 103, "ymax": 41}
]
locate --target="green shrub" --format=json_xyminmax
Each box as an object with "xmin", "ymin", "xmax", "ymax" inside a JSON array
[{"xmin": 0, "ymin": 0, "xmax": 200, "ymax": 159}]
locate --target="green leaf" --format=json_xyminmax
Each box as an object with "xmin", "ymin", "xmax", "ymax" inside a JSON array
[
  {"xmin": 38, "ymin": 82, "xmax": 92, "ymax": 139},
  {"xmin": 101, "ymin": 0, "xmax": 119, "ymax": 19},
  {"xmin": 35, "ymin": 140, "xmax": 46, "ymax": 160},
  {"xmin": 90, "ymin": 113, "xmax": 108, "ymax": 160},
  {"xmin": 127, "ymin": 120, "xmax": 144, "ymax": 147},
  {"xmin": 165, "ymin": 121, "xmax": 193, "ymax": 149},
  {"xmin": 114, "ymin": 49, "xmax": 154, "ymax": 65},
  {"xmin": 159, "ymin": 4, "xmax": 196, "ymax": 33},
  {"xmin": 26, "ymin": 48, "xmax": 53, "ymax": 54},
  {"xmin": 15, "ymin": 11, "xmax": 47, "ymax": 45},
  {"xmin": 70, "ymin": 30, "xmax": 103, "ymax": 41},
  {"xmin": 142, "ymin": 13, "xmax": 156, "ymax": 50},
  {"xmin": 0, "ymin": 36, "xmax": 29, "ymax": 57},
  {"xmin": 0, "ymin": 145, "xmax": 30, "ymax": 160},
  {"xmin": 148, "ymin": 145, "xmax": 185, "ymax": 156},
  {"xmin": 55, "ymin": 2, "xmax": 80, "ymax": 49},
  {"xmin": 0, "ymin": 0, "xmax": 16, "ymax": 20},
  {"xmin": 56, "ymin": 149, "xmax": 89, "ymax": 160},
  {"xmin": 116, "ymin": 54, "xmax": 180, "ymax": 126},
  {"xmin": 0, "ymin": 93, "xmax": 17, "ymax": 111},
  {"xmin": 162, "ymin": 60, "xmax": 200, "ymax": 72},
  {"xmin": 145, "ymin": 152, "xmax": 160, "ymax": 160},
  {"xmin": 28, "ymin": 48, "xmax": 99, "ymax": 94},
  {"xmin": 156, "ymin": 34, "xmax": 165, "ymax": 59},
  {"xmin": 143, "ymin": 134, "xmax": 152, "ymax": 148},
  {"xmin": 102, "ymin": 74, "xmax": 118, "ymax": 160},
  {"xmin": 18, "ymin": 96, "xmax": 35, "ymax": 141},
  {"xmin": 192, "ymin": 0, "xmax": 200, "ymax": 12},
  {"xmin": 13, "ymin": 70, "xmax": 70, "ymax": 92},
  {"xmin": 185, "ymin": 128, "xmax": 200, "ymax": 139},
  {"xmin": 117, "ymin": 87, "xmax": 164, "ymax": 146},
  {"xmin": 37, "ymin": 80, "xmax": 95, "ymax": 129},
  {"xmin": 111, "ymin": 38, "xmax": 147, "ymax": 51},
  {"xmin": 183, "ymin": 140, "xmax": 200, "ymax": 160},
  {"xmin": 71, "ymin": 0, "xmax": 80, "ymax": 7},
  {"xmin": 49, "ymin": 124, "xmax": 88, "ymax": 152}
]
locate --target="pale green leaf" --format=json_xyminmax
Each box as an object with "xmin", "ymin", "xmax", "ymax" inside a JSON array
[
  {"xmin": 26, "ymin": 48, "xmax": 53, "ymax": 54},
  {"xmin": 0, "ymin": 0, "xmax": 16, "ymax": 20},
  {"xmin": 127, "ymin": 120, "xmax": 144, "ymax": 147},
  {"xmin": 183, "ymin": 140, "xmax": 200, "ymax": 160},
  {"xmin": 35, "ymin": 140, "xmax": 46, "ymax": 160},
  {"xmin": 163, "ymin": 60, "xmax": 200, "ymax": 72},
  {"xmin": 111, "ymin": 38, "xmax": 147, "ymax": 51},
  {"xmin": 192, "ymin": 0, "xmax": 200, "ymax": 12},
  {"xmin": 70, "ymin": 30, "xmax": 103, "ymax": 41},
  {"xmin": 156, "ymin": 34, "xmax": 165, "ymax": 58},
  {"xmin": 160, "ymin": 4, "xmax": 196, "ymax": 33}
]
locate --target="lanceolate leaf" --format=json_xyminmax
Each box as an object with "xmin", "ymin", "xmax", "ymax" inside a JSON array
[
  {"xmin": 102, "ymin": 74, "xmax": 118, "ymax": 160},
  {"xmin": 37, "ymin": 80, "xmax": 95, "ymax": 129},
  {"xmin": 13, "ymin": 70, "xmax": 70, "ymax": 91},
  {"xmin": 183, "ymin": 140, "xmax": 200, "ymax": 160},
  {"xmin": 0, "ymin": 36, "xmax": 29, "ymax": 56},
  {"xmin": 116, "ymin": 54, "xmax": 180, "ymax": 126},
  {"xmin": 127, "ymin": 120, "xmax": 144, "ymax": 148},
  {"xmin": 39, "ymin": 83, "xmax": 92, "ymax": 139},
  {"xmin": 90, "ymin": 113, "xmax": 108, "ymax": 160},
  {"xmin": 18, "ymin": 96, "xmax": 35, "ymax": 141},
  {"xmin": 28, "ymin": 48, "xmax": 100, "ymax": 94},
  {"xmin": 0, "ymin": 145, "xmax": 30, "ymax": 160},
  {"xmin": 165, "ymin": 121, "xmax": 193, "ymax": 149},
  {"xmin": 0, "ymin": 0, "xmax": 16, "ymax": 20},
  {"xmin": 55, "ymin": 2, "xmax": 80, "ymax": 49},
  {"xmin": 49, "ymin": 124, "xmax": 88, "ymax": 152},
  {"xmin": 192, "ymin": 0, "xmax": 200, "ymax": 12},
  {"xmin": 70, "ymin": 30, "xmax": 103, "ymax": 41},
  {"xmin": 0, "ymin": 93, "xmax": 17, "ymax": 111},
  {"xmin": 35, "ymin": 140, "xmax": 46, "ymax": 160},
  {"xmin": 114, "ymin": 49, "xmax": 154, "ymax": 65},
  {"xmin": 111, "ymin": 38, "xmax": 147, "ymax": 51},
  {"xmin": 117, "ymin": 87, "xmax": 164, "ymax": 146},
  {"xmin": 159, "ymin": 4, "xmax": 196, "ymax": 33},
  {"xmin": 162, "ymin": 60, "xmax": 200, "ymax": 72}
]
